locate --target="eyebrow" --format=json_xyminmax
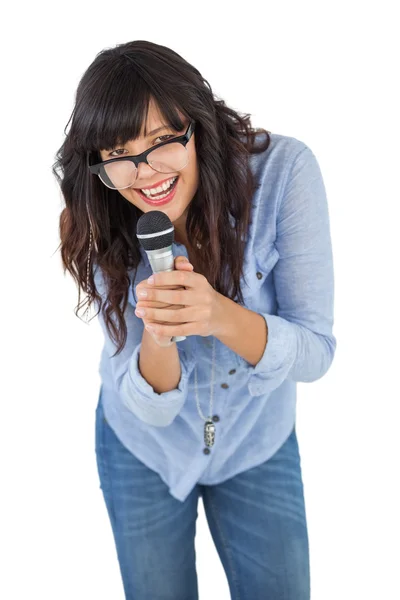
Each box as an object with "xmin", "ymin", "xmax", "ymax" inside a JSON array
[
  {"xmin": 146, "ymin": 125, "xmax": 171, "ymax": 136},
  {"xmin": 102, "ymin": 125, "xmax": 174, "ymax": 154}
]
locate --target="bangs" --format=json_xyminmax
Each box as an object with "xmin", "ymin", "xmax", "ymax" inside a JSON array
[{"xmin": 71, "ymin": 59, "xmax": 186, "ymax": 156}]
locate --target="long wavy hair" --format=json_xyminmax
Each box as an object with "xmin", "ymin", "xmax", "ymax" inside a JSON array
[{"xmin": 52, "ymin": 40, "xmax": 271, "ymax": 355}]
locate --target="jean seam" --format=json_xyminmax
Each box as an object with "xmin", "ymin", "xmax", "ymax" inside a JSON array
[
  {"xmin": 97, "ymin": 397, "xmax": 118, "ymax": 528},
  {"xmin": 206, "ymin": 491, "xmax": 241, "ymax": 600}
]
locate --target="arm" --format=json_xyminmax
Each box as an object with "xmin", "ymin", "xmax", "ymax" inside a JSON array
[
  {"xmin": 139, "ymin": 329, "xmax": 181, "ymax": 394},
  {"xmin": 94, "ymin": 267, "xmax": 195, "ymax": 426},
  {"xmin": 213, "ymin": 296, "xmax": 268, "ymax": 366},
  {"xmin": 215, "ymin": 145, "xmax": 336, "ymax": 396}
]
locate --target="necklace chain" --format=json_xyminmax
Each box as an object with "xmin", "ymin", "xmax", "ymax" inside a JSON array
[
  {"xmin": 194, "ymin": 336, "xmax": 216, "ymax": 449},
  {"xmin": 84, "ymin": 228, "xmax": 216, "ymax": 446}
]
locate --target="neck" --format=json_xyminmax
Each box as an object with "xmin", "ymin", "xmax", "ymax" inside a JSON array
[{"xmin": 174, "ymin": 231, "xmax": 188, "ymax": 247}]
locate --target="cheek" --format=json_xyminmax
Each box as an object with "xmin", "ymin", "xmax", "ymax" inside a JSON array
[
  {"xmin": 185, "ymin": 151, "xmax": 199, "ymax": 189},
  {"xmin": 186, "ymin": 138, "xmax": 199, "ymax": 182},
  {"xmin": 118, "ymin": 188, "xmax": 143, "ymax": 209},
  {"xmin": 181, "ymin": 166, "xmax": 198, "ymax": 201}
]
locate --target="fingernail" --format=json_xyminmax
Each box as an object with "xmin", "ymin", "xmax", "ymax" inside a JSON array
[
  {"xmin": 147, "ymin": 276, "xmax": 154, "ymax": 284},
  {"xmin": 145, "ymin": 324, "xmax": 154, "ymax": 332},
  {"xmin": 138, "ymin": 290, "xmax": 147, "ymax": 298},
  {"xmin": 136, "ymin": 308, "xmax": 146, "ymax": 317}
]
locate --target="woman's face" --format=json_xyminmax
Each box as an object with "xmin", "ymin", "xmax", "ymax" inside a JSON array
[{"xmin": 99, "ymin": 100, "xmax": 199, "ymax": 240}]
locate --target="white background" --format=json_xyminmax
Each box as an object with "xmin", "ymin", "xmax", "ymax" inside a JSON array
[{"xmin": 1, "ymin": 1, "xmax": 399, "ymax": 598}]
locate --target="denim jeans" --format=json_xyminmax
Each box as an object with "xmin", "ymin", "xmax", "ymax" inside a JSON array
[{"xmin": 95, "ymin": 393, "xmax": 310, "ymax": 600}]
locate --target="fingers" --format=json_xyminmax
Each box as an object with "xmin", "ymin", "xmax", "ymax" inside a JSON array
[
  {"xmin": 136, "ymin": 305, "xmax": 197, "ymax": 323},
  {"xmin": 136, "ymin": 301, "xmax": 182, "ymax": 310},
  {"xmin": 174, "ymin": 255, "xmax": 194, "ymax": 271},
  {"xmin": 136, "ymin": 256, "xmax": 193, "ymax": 294},
  {"xmin": 135, "ymin": 257, "xmax": 193, "ymax": 312}
]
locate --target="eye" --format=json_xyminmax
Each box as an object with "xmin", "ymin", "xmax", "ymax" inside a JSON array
[
  {"xmin": 106, "ymin": 134, "xmax": 177, "ymax": 158},
  {"xmin": 107, "ymin": 149, "xmax": 125, "ymax": 157},
  {"xmin": 154, "ymin": 134, "xmax": 175, "ymax": 144}
]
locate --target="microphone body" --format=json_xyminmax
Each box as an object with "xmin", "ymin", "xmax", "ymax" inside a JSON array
[
  {"xmin": 136, "ymin": 211, "xmax": 186, "ymax": 343},
  {"xmin": 146, "ymin": 245, "xmax": 186, "ymax": 342},
  {"xmin": 146, "ymin": 246, "xmax": 175, "ymax": 274}
]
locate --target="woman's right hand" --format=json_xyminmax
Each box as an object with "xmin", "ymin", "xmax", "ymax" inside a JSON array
[{"xmin": 136, "ymin": 256, "xmax": 194, "ymax": 347}]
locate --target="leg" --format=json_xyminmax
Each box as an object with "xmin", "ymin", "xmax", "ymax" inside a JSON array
[
  {"xmin": 95, "ymin": 390, "xmax": 200, "ymax": 600},
  {"xmin": 201, "ymin": 427, "xmax": 310, "ymax": 599}
]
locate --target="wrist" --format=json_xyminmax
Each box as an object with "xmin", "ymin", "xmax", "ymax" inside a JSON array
[
  {"xmin": 212, "ymin": 294, "xmax": 268, "ymax": 366},
  {"xmin": 211, "ymin": 292, "xmax": 232, "ymax": 337}
]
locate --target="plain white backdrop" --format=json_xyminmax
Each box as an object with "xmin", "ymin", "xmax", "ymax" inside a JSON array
[{"xmin": 1, "ymin": 1, "xmax": 399, "ymax": 598}]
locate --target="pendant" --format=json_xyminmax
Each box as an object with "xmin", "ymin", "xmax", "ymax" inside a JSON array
[{"xmin": 204, "ymin": 419, "xmax": 216, "ymax": 448}]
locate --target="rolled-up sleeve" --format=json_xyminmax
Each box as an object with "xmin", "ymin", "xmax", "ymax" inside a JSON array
[
  {"xmin": 94, "ymin": 267, "xmax": 196, "ymax": 426},
  {"xmin": 246, "ymin": 145, "xmax": 336, "ymax": 396}
]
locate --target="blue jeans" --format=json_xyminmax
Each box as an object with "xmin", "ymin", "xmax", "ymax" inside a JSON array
[{"xmin": 95, "ymin": 394, "xmax": 310, "ymax": 599}]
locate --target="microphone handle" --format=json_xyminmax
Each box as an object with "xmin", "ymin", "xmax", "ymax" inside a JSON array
[{"xmin": 146, "ymin": 246, "xmax": 186, "ymax": 342}]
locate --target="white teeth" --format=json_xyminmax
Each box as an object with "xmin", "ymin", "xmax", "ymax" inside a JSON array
[{"xmin": 141, "ymin": 176, "xmax": 177, "ymax": 197}]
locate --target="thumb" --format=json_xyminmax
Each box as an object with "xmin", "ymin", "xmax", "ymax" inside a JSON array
[{"xmin": 174, "ymin": 255, "xmax": 193, "ymax": 270}]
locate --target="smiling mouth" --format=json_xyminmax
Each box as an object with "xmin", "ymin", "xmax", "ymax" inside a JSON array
[
  {"xmin": 138, "ymin": 175, "xmax": 178, "ymax": 192},
  {"xmin": 134, "ymin": 175, "xmax": 177, "ymax": 195},
  {"xmin": 135, "ymin": 176, "xmax": 179, "ymax": 204}
]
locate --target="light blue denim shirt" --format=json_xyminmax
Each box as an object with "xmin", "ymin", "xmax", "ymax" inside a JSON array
[{"xmin": 94, "ymin": 132, "xmax": 336, "ymax": 503}]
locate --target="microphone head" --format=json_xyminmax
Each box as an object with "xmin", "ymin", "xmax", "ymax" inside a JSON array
[{"xmin": 136, "ymin": 210, "xmax": 174, "ymax": 251}]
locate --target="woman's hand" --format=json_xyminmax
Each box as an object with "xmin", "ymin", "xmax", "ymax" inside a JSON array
[
  {"xmin": 135, "ymin": 256, "xmax": 194, "ymax": 347},
  {"xmin": 136, "ymin": 255, "xmax": 194, "ymax": 310},
  {"xmin": 134, "ymin": 265, "xmax": 223, "ymax": 339}
]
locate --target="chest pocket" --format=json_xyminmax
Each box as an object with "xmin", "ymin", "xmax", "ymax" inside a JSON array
[
  {"xmin": 239, "ymin": 243, "xmax": 279, "ymax": 304},
  {"xmin": 222, "ymin": 243, "xmax": 279, "ymax": 370}
]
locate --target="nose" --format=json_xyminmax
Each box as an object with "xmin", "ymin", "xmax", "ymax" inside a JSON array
[
  {"xmin": 131, "ymin": 161, "xmax": 162, "ymax": 189},
  {"xmin": 136, "ymin": 161, "xmax": 158, "ymax": 180}
]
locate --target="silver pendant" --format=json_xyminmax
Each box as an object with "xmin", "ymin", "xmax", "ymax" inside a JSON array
[{"xmin": 204, "ymin": 419, "xmax": 215, "ymax": 448}]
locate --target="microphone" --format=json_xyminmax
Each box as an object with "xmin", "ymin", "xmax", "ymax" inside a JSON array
[{"xmin": 136, "ymin": 211, "xmax": 186, "ymax": 342}]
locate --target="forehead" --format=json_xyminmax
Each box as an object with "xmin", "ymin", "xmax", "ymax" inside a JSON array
[
  {"xmin": 110, "ymin": 101, "xmax": 186, "ymax": 148},
  {"xmin": 99, "ymin": 103, "xmax": 186, "ymax": 155},
  {"xmin": 141, "ymin": 99, "xmax": 174, "ymax": 135},
  {"xmin": 142, "ymin": 102, "xmax": 186, "ymax": 137}
]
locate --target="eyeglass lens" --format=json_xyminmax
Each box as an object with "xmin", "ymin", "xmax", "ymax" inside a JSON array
[{"xmin": 99, "ymin": 143, "xmax": 188, "ymax": 190}]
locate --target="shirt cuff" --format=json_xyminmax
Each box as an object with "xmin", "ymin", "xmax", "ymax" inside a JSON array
[
  {"xmin": 119, "ymin": 342, "xmax": 196, "ymax": 426},
  {"xmin": 243, "ymin": 313, "xmax": 297, "ymax": 396}
]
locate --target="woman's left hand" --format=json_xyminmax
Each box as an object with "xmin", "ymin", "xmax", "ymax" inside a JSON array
[{"xmin": 135, "ymin": 270, "xmax": 223, "ymax": 338}]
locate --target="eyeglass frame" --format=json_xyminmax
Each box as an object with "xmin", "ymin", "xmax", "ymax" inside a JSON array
[{"xmin": 87, "ymin": 119, "xmax": 195, "ymax": 188}]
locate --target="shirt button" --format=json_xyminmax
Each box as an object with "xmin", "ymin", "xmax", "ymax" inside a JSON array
[
  {"xmin": 256, "ymin": 271, "xmax": 263, "ymax": 280},
  {"xmin": 229, "ymin": 369, "xmax": 236, "ymax": 375},
  {"xmin": 212, "ymin": 415, "xmax": 220, "ymax": 423},
  {"xmin": 221, "ymin": 383, "xmax": 229, "ymax": 389},
  {"xmin": 203, "ymin": 448, "xmax": 211, "ymax": 455}
]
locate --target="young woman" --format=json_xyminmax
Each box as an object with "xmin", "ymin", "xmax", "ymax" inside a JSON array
[{"xmin": 53, "ymin": 39, "xmax": 336, "ymax": 599}]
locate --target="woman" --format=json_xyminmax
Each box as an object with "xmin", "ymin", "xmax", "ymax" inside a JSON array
[{"xmin": 53, "ymin": 39, "xmax": 336, "ymax": 599}]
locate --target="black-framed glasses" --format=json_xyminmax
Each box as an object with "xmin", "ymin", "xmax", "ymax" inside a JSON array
[{"xmin": 87, "ymin": 120, "xmax": 195, "ymax": 190}]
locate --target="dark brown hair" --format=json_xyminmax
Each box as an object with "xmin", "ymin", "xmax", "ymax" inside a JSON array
[{"xmin": 52, "ymin": 40, "xmax": 271, "ymax": 355}]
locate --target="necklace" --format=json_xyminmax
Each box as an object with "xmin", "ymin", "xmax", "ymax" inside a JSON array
[
  {"xmin": 194, "ymin": 336, "xmax": 216, "ymax": 450},
  {"xmin": 187, "ymin": 242, "xmax": 217, "ymax": 450},
  {"xmin": 83, "ymin": 227, "xmax": 217, "ymax": 450}
]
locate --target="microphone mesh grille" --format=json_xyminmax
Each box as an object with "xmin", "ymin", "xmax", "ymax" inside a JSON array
[{"xmin": 136, "ymin": 210, "xmax": 174, "ymax": 251}]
